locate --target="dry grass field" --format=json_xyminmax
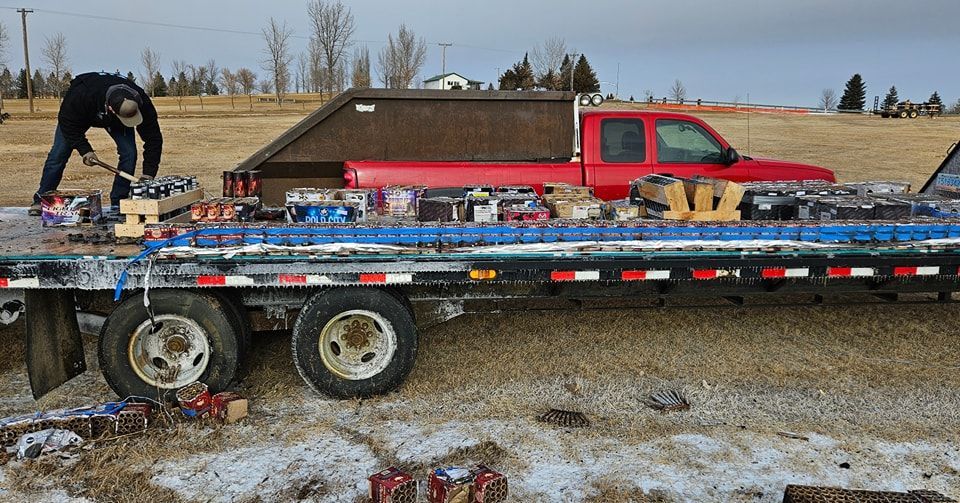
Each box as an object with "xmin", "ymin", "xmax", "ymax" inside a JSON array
[{"xmin": 0, "ymin": 98, "xmax": 958, "ymax": 502}]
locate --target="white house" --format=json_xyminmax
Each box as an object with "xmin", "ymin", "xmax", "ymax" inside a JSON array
[{"xmin": 423, "ymin": 72, "xmax": 484, "ymax": 90}]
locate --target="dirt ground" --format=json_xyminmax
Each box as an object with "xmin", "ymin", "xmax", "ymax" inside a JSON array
[{"xmin": 0, "ymin": 100, "xmax": 958, "ymax": 502}]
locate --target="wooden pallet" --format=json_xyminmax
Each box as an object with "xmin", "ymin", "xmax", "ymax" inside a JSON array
[
  {"xmin": 635, "ymin": 175, "xmax": 744, "ymax": 221},
  {"xmin": 114, "ymin": 188, "xmax": 202, "ymax": 240}
]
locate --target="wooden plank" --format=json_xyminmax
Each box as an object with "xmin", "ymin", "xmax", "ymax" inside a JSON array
[
  {"xmin": 716, "ymin": 181, "xmax": 746, "ymax": 213},
  {"xmin": 113, "ymin": 211, "xmax": 193, "ymax": 240},
  {"xmin": 144, "ymin": 215, "xmax": 160, "ymax": 224},
  {"xmin": 683, "ymin": 179, "xmax": 715, "ymax": 211},
  {"xmin": 119, "ymin": 188, "xmax": 203, "ymax": 216},
  {"xmin": 662, "ymin": 210, "xmax": 741, "ymax": 221},
  {"xmin": 638, "ymin": 178, "xmax": 689, "ymax": 212}
]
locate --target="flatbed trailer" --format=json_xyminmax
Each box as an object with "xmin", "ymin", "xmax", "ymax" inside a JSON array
[{"xmin": 4, "ymin": 208, "xmax": 960, "ymax": 402}]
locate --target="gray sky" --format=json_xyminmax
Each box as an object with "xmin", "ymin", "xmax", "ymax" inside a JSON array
[{"xmin": 1, "ymin": 0, "xmax": 957, "ymax": 107}]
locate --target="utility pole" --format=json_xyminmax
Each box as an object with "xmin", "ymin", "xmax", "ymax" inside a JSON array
[
  {"xmin": 18, "ymin": 8, "xmax": 34, "ymax": 113},
  {"xmin": 615, "ymin": 62, "xmax": 620, "ymax": 100},
  {"xmin": 438, "ymin": 43, "xmax": 453, "ymax": 80},
  {"xmin": 568, "ymin": 53, "xmax": 578, "ymax": 92}
]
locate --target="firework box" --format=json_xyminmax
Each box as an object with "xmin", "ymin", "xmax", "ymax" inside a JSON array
[
  {"xmin": 503, "ymin": 205, "xmax": 550, "ymax": 221},
  {"xmin": 496, "ymin": 184, "xmax": 536, "ymax": 195},
  {"xmin": 177, "ymin": 382, "xmax": 212, "ymax": 418},
  {"xmin": 428, "ymin": 467, "xmax": 473, "ymax": 503},
  {"xmin": 872, "ymin": 198, "xmax": 912, "ymax": 220},
  {"xmin": 381, "ymin": 185, "xmax": 422, "ymax": 217},
  {"xmin": 40, "ymin": 190, "xmax": 103, "ymax": 227},
  {"xmin": 543, "ymin": 195, "xmax": 604, "ymax": 219},
  {"xmin": 843, "ymin": 180, "xmax": 911, "ymax": 196},
  {"xmin": 543, "ymin": 182, "xmax": 593, "ymax": 196},
  {"xmin": 369, "ymin": 467, "xmax": 418, "ymax": 503},
  {"xmin": 814, "ymin": 196, "xmax": 877, "ymax": 220},
  {"xmin": 464, "ymin": 196, "xmax": 499, "ymax": 223},
  {"xmin": 610, "ymin": 199, "xmax": 642, "ymax": 220},
  {"xmin": 471, "ymin": 465, "xmax": 508, "ymax": 503},
  {"xmin": 463, "ymin": 184, "xmax": 495, "ymax": 197},
  {"xmin": 418, "ymin": 197, "xmax": 463, "ymax": 222},
  {"xmin": 337, "ymin": 189, "xmax": 374, "ymax": 221},
  {"xmin": 211, "ymin": 392, "xmax": 248, "ymax": 424},
  {"xmin": 292, "ymin": 203, "xmax": 357, "ymax": 223}
]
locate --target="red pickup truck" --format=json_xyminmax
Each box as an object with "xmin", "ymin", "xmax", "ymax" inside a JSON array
[{"xmin": 343, "ymin": 110, "xmax": 835, "ymax": 200}]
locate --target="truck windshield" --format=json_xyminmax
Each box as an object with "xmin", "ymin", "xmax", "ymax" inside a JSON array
[{"xmin": 655, "ymin": 119, "xmax": 723, "ymax": 163}]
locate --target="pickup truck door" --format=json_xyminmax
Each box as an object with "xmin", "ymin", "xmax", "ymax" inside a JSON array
[
  {"xmin": 651, "ymin": 118, "xmax": 751, "ymax": 182},
  {"xmin": 583, "ymin": 117, "xmax": 654, "ymax": 200}
]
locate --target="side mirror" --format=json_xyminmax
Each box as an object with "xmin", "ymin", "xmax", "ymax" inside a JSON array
[{"xmin": 724, "ymin": 147, "xmax": 742, "ymax": 165}]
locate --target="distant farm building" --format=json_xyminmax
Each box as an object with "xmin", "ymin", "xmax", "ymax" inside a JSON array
[{"xmin": 423, "ymin": 72, "xmax": 483, "ymax": 90}]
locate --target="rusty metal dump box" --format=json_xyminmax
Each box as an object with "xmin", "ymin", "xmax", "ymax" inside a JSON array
[{"xmin": 233, "ymin": 89, "xmax": 576, "ymax": 204}]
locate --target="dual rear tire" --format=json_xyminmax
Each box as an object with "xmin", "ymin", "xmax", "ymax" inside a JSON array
[{"xmin": 98, "ymin": 287, "xmax": 417, "ymax": 400}]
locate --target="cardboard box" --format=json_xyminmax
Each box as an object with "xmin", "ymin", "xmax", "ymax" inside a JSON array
[
  {"xmin": 40, "ymin": 190, "xmax": 103, "ymax": 227},
  {"xmin": 381, "ymin": 186, "xmax": 422, "ymax": 217},
  {"xmin": 503, "ymin": 205, "xmax": 550, "ymax": 221},
  {"xmin": 418, "ymin": 197, "xmax": 462, "ymax": 222},
  {"xmin": 471, "ymin": 465, "xmax": 508, "ymax": 503},
  {"xmin": 610, "ymin": 199, "xmax": 642, "ymax": 220},
  {"xmin": 370, "ymin": 467, "xmax": 417, "ymax": 503},
  {"xmin": 428, "ymin": 468, "xmax": 473, "ymax": 503},
  {"xmin": 292, "ymin": 203, "xmax": 358, "ymax": 223},
  {"xmin": 464, "ymin": 196, "xmax": 499, "ymax": 223},
  {"xmin": 542, "ymin": 182, "xmax": 593, "ymax": 196},
  {"xmin": 544, "ymin": 196, "xmax": 604, "ymax": 219},
  {"xmin": 337, "ymin": 189, "xmax": 374, "ymax": 221}
]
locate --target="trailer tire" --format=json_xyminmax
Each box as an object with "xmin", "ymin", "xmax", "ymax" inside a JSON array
[
  {"xmin": 909, "ymin": 110, "xmax": 919, "ymax": 119},
  {"xmin": 899, "ymin": 110, "xmax": 908, "ymax": 118},
  {"xmin": 291, "ymin": 287, "xmax": 417, "ymax": 398},
  {"xmin": 98, "ymin": 290, "xmax": 241, "ymax": 400}
]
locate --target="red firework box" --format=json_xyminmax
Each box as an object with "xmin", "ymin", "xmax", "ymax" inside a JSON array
[
  {"xmin": 369, "ymin": 467, "xmax": 417, "ymax": 503},
  {"xmin": 176, "ymin": 382, "xmax": 212, "ymax": 418},
  {"xmin": 40, "ymin": 190, "xmax": 104, "ymax": 227},
  {"xmin": 503, "ymin": 205, "xmax": 550, "ymax": 222},
  {"xmin": 210, "ymin": 392, "xmax": 248, "ymax": 424},
  {"xmin": 428, "ymin": 467, "xmax": 473, "ymax": 503},
  {"xmin": 471, "ymin": 465, "xmax": 508, "ymax": 503}
]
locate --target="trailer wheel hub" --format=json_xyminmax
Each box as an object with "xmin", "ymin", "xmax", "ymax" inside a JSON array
[
  {"xmin": 128, "ymin": 315, "xmax": 211, "ymax": 389},
  {"xmin": 318, "ymin": 310, "xmax": 396, "ymax": 380}
]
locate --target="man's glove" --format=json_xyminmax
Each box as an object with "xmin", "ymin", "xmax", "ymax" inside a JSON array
[
  {"xmin": 81, "ymin": 151, "xmax": 99, "ymax": 167},
  {"xmin": 139, "ymin": 174, "xmax": 154, "ymax": 182}
]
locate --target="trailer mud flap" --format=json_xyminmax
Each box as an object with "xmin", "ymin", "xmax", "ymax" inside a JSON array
[{"xmin": 25, "ymin": 290, "xmax": 86, "ymax": 399}]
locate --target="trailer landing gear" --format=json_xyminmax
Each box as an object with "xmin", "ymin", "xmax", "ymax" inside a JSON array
[{"xmin": 291, "ymin": 287, "xmax": 418, "ymax": 398}]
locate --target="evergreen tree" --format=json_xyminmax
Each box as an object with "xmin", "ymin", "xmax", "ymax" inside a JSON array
[
  {"xmin": 882, "ymin": 85, "xmax": 898, "ymax": 108},
  {"xmin": 536, "ymin": 68, "xmax": 558, "ymax": 90},
  {"xmin": 153, "ymin": 71, "xmax": 167, "ymax": 97},
  {"xmin": 167, "ymin": 76, "xmax": 177, "ymax": 96},
  {"xmin": 572, "ymin": 54, "xmax": 599, "ymax": 93},
  {"xmin": 0, "ymin": 68, "xmax": 14, "ymax": 98},
  {"xmin": 486, "ymin": 83, "xmax": 494, "ymax": 91},
  {"xmin": 508, "ymin": 53, "xmax": 534, "ymax": 90},
  {"xmin": 16, "ymin": 68, "xmax": 28, "ymax": 98},
  {"xmin": 557, "ymin": 54, "xmax": 572, "ymax": 91},
  {"xmin": 126, "ymin": 71, "xmax": 136, "ymax": 84},
  {"xmin": 32, "ymin": 70, "xmax": 45, "ymax": 98},
  {"xmin": 498, "ymin": 68, "xmax": 517, "ymax": 90},
  {"xmin": 928, "ymin": 91, "xmax": 942, "ymax": 107},
  {"xmin": 838, "ymin": 73, "xmax": 866, "ymax": 110}
]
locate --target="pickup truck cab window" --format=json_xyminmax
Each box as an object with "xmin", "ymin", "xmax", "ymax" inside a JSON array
[
  {"xmin": 601, "ymin": 118, "xmax": 645, "ymax": 163},
  {"xmin": 655, "ymin": 119, "xmax": 724, "ymax": 164}
]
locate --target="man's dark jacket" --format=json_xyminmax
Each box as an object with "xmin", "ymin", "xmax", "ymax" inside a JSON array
[{"xmin": 58, "ymin": 72, "xmax": 162, "ymax": 176}]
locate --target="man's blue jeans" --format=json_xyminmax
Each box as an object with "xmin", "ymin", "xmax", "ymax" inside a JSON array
[{"xmin": 35, "ymin": 125, "xmax": 137, "ymax": 206}]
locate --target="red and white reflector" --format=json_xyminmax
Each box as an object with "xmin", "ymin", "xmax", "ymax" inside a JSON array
[
  {"xmin": 827, "ymin": 267, "xmax": 874, "ymax": 278},
  {"xmin": 550, "ymin": 270, "xmax": 600, "ymax": 281},
  {"xmin": 278, "ymin": 274, "xmax": 333, "ymax": 285},
  {"xmin": 196, "ymin": 275, "xmax": 255, "ymax": 286},
  {"xmin": 359, "ymin": 273, "xmax": 413, "ymax": 284},
  {"xmin": 761, "ymin": 267, "xmax": 809, "ymax": 279},
  {"xmin": 692, "ymin": 269, "xmax": 740, "ymax": 280},
  {"xmin": 0, "ymin": 277, "xmax": 40, "ymax": 288},
  {"xmin": 893, "ymin": 266, "xmax": 939, "ymax": 276},
  {"xmin": 621, "ymin": 270, "xmax": 670, "ymax": 281}
]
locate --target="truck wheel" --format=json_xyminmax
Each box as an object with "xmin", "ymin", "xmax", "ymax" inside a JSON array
[
  {"xmin": 291, "ymin": 287, "xmax": 418, "ymax": 398},
  {"xmin": 909, "ymin": 110, "xmax": 919, "ymax": 118},
  {"xmin": 899, "ymin": 110, "xmax": 908, "ymax": 118},
  {"xmin": 98, "ymin": 290, "xmax": 241, "ymax": 400}
]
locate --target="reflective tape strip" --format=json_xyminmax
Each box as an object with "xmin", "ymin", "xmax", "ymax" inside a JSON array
[
  {"xmin": 692, "ymin": 269, "xmax": 740, "ymax": 280},
  {"xmin": 551, "ymin": 270, "xmax": 600, "ymax": 281},
  {"xmin": 893, "ymin": 266, "xmax": 939, "ymax": 276},
  {"xmin": 761, "ymin": 267, "xmax": 809, "ymax": 279},
  {"xmin": 197, "ymin": 275, "xmax": 255, "ymax": 286},
  {"xmin": 827, "ymin": 267, "xmax": 874, "ymax": 277},
  {"xmin": 0, "ymin": 277, "xmax": 40, "ymax": 288},
  {"xmin": 278, "ymin": 274, "xmax": 333, "ymax": 285},
  {"xmin": 621, "ymin": 270, "xmax": 670, "ymax": 281},
  {"xmin": 359, "ymin": 273, "xmax": 413, "ymax": 284}
]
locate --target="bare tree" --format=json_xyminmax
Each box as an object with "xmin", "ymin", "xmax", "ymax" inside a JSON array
[
  {"xmin": 235, "ymin": 67, "xmax": 257, "ymax": 110},
  {"xmin": 643, "ymin": 89, "xmax": 655, "ymax": 101},
  {"xmin": 669, "ymin": 79, "xmax": 687, "ymax": 102},
  {"xmin": 139, "ymin": 48, "xmax": 161, "ymax": 96},
  {"xmin": 205, "ymin": 59, "xmax": 220, "ymax": 95},
  {"xmin": 819, "ymin": 88, "xmax": 838, "ymax": 110},
  {"xmin": 0, "ymin": 21, "xmax": 9, "ymax": 66},
  {"xmin": 257, "ymin": 79, "xmax": 274, "ymax": 94},
  {"xmin": 376, "ymin": 24, "xmax": 426, "ymax": 89},
  {"xmin": 295, "ymin": 52, "xmax": 308, "ymax": 93},
  {"xmin": 307, "ymin": 0, "xmax": 355, "ymax": 95},
  {"xmin": 261, "ymin": 18, "xmax": 294, "ymax": 105},
  {"xmin": 41, "ymin": 32, "xmax": 69, "ymax": 99},
  {"xmin": 530, "ymin": 36, "xmax": 566, "ymax": 79},
  {"xmin": 171, "ymin": 59, "xmax": 190, "ymax": 110},
  {"xmin": 221, "ymin": 68, "xmax": 238, "ymax": 109},
  {"xmin": 351, "ymin": 45, "xmax": 371, "ymax": 88}
]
